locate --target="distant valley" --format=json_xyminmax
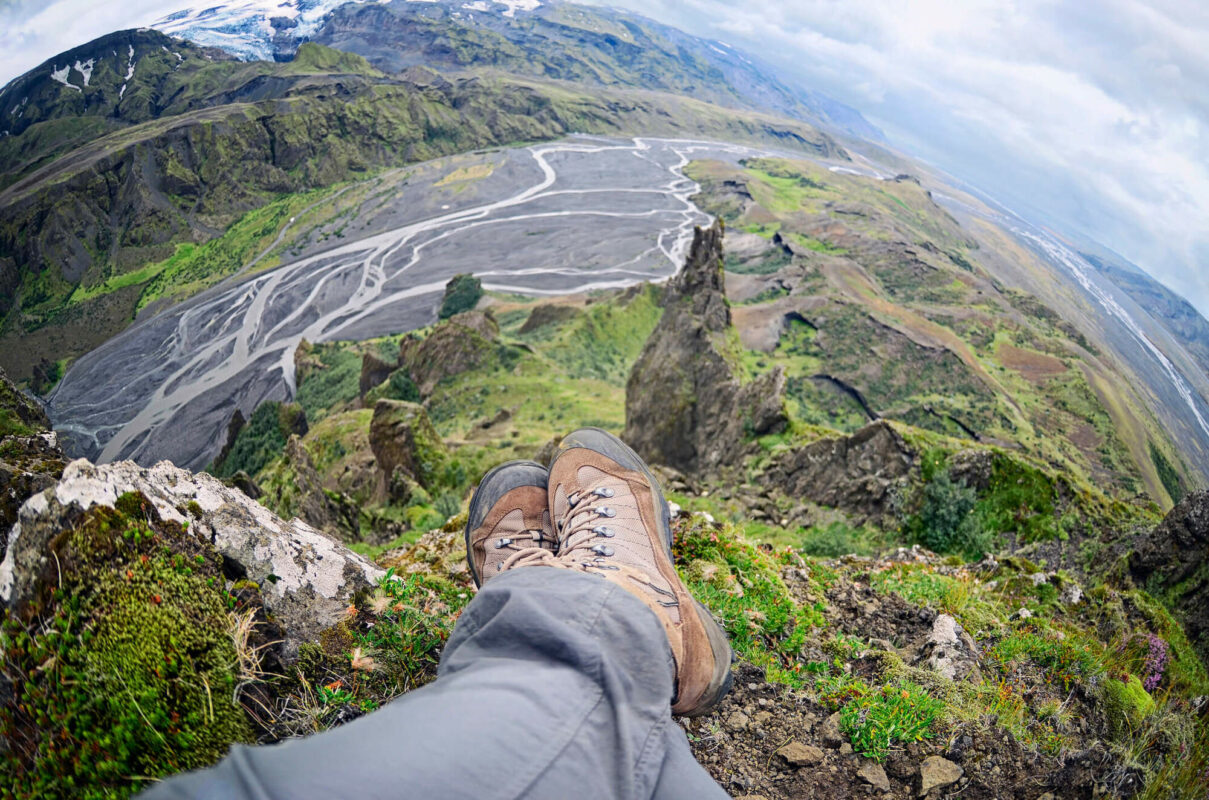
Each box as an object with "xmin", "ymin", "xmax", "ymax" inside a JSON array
[{"xmin": 0, "ymin": 0, "xmax": 1206, "ymax": 508}]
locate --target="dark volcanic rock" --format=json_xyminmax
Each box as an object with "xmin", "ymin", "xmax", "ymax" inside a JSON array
[
  {"xmin": 360, "ymin": 352, "xmax": 396, "ymax": 399},
  {"xmin": 1130, "ymin": 490, "xmax": 1209, "ymax": 664},
  {"xmin": 762, "ymin": 420, "xmax": 916, "ymax": 527},
  {"xmin": 624, "ymin": 221, "xmax": 787, "ymax": 476}
]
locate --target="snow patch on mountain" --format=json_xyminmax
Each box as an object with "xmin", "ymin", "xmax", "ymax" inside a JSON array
[
  {"xmin": 153, "ymin": 0, "xmax": 376, "ymax": 62},
  {"xmin": 73, "ymin": 58, "xmax": 95, "ymax": 87},
  {"xmin": 50, "ymin": 64, "xmax": 81, "ymax": 92},
  {"xmin": 152, "ymin": 0, "xmax": 543, "ymax": 61}
]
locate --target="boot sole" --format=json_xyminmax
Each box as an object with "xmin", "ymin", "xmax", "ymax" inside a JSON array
[
  {"xmin": 555, "ymin": 428, "xmax": 734, "ymax": 716},
  {"xmin": 464, "ymin": 460, "xmax": 548, "ymax": 588}
]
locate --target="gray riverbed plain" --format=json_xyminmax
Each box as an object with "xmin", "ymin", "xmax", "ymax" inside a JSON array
[{"xmin": 48, "ymin": 137, "xmax": 781, "ymax": 470}]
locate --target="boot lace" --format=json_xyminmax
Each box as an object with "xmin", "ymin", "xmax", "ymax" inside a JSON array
[
  {"xmin": 493, "ymin": 528, "xmax": 554, "ymax": 572},
  {"xmin": 557, "ymin": 484, "xmax": 621, "ymax": 564}
]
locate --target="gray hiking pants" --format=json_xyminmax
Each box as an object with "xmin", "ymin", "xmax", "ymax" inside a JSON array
[{"xmin": 142, "ymin": 567, "xmax": 729, "ymax": 800}]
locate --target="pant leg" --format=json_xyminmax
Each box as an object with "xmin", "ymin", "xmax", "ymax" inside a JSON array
[
  {"xmin": 652, "ymin": 724, "xmax": 730, "ymax": 800},
  {"xmin": 140, "ymin": 567, "xmax": 728, "ymax": 800}
]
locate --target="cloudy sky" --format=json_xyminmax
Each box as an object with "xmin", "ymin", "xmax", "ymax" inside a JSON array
[
  {"xmin": 579, "ymin": 0, "xmax": 1209, "ymax": 319},
  {"xmin": 1, "ymin": 0, "xmax": 1206, "ymax": 319}
]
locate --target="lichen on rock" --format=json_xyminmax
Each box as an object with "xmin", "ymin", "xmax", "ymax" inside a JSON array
[{"xmin": 2, "ymin": 459, "xmax": 382, "ymax": 655}]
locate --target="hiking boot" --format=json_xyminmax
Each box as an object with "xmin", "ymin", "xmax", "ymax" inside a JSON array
[
  {"xmin": 465, "ymin": 460, "xmax": 556, "ymax": 588},
  {"xmin": 547, "ymin": 427, "xmax": 734, "ymax": 717}
]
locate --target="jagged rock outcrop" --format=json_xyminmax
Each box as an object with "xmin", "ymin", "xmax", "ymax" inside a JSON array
[
  {"xmin": 624, "ymin": 221, "xmax": 787, "ymax": 475},
  {"xmin": 0, "ymin": 433, "xmax": 65, "ymax": 554},
  {"xmin": 0, "ymin": 367, "xmax": 49, "ymax": 435},
  {"xmin": 1, "ymin": 459, "xmax": 382, "ymax": 656},
  {"xmin": 260, "ymin": 436, "xmax": 361, "ymax": 542},
  {"xmin": 398, "ymin": 311, "xmax": 500, "ymax": 397},
  {"xmin": 762, "ymin": 420, "xmax": 916, "ymax": 527},
  {"xmin": 1129, "ymin": 489, "xmax": 1209, "ymax": 663},
  {"xmin": 360, "ymin": 352, "xmax": 395, "ymax": 398},
  {"xmin": 369, "ymin": 399, "xmax": 449, "ymax": 496}
]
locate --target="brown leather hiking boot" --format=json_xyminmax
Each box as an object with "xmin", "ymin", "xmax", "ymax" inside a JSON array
[
  {"xmin": 464, "ymin": 460, "xmax": 556, "ymax": 588},
  {"xmin": 547, "ymin": 428, "xmax": 734, "ymax": 717}
]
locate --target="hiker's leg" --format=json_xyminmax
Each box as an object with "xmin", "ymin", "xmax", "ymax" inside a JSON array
[{"xmin": 139, "ymin": 567, "xmax": 727, "ymax": 800}]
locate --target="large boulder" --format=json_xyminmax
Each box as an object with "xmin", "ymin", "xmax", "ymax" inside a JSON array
[
  {"xmin": 1, "ymin": 459, "xmax": 383, "ymax": 655},
  {"xmin": 369, "ymin": 399, "xmax": 449, "ymax": 492},
  {"xmin": 624, "ymin": 221, "xmax": 787, "ymax": 476},
  {"xmin": 1129, "ymin": 490, "xmax": 1209, "ymax": 664},
  {"xmin": 398, "ymin": 311, "xmax": 499, "ymax": 397},
  {"xmin": 761, "ymin": 420, "xmax": 916, "ymax": 527}
]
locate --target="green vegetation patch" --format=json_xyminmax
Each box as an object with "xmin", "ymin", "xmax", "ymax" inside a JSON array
[
  {"xmin": 820, "ymin": 678, "xmax": 944, "ymax": 761},
  {"xmin": 986, "ymin": 629, "xmax": 1101, "ymax": 690},
  {"xmin": 438, "ymin": 274, "xmax": 484, "ymax": 320},
  {"xmin": 213, "ymin": 402, "xmax": 292, "ymax": 479},
  {"xmin": 1148, "ymin": 440, "xmax": 1185, "ymax": 505},
  {"xmin": 0, "ymin": 493, "xmax": 253, "ymax": 799},
  {"xmin": 673, "ymin": 517, "xmax": 823, "ymax": 686},
  {"xmin": 295, "ymin": 344, "xmax": 363, "ymax": 423}
]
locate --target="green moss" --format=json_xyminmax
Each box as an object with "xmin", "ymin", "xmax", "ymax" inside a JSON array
[
  {"xmin": 0, "ymin": 495, "xmax": 253, "ymax": 799},
  {"xmin": 1102, "ymin": 674, "xmax": 1156, "ymax": 740}
]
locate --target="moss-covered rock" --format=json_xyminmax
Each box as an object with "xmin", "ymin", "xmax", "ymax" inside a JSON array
[
  {"xmin": 398, "ymin": 313, "xmax": 500, "ymax": 397},
  {"xmin": 369, "ymin": 400, "xmax": 449, "ymax": 492},
  {"xmin": 0, "ymin": 493, "xmax": 255, "ymax": 798}
]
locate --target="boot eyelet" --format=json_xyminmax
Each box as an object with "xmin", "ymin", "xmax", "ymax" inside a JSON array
[
  {"xmin": 593, "ymin": 488, "xmax": 615, "ymax": 498},
  {"xmin": 592, "ymin": 526, "xmax": 615, "ymax": 538},
  {"xmin": 598, "ymin": 507, "xmax": 616, "ymax": 518},
  {"xmin": 590, "ymin": 544, "xmax": 615, "ymax": 557},
  {"xmin": 495, "ymin": 538, "xmax": 513, "ymax": 549}
]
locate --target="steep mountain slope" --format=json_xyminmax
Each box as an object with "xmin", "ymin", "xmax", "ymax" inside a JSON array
[
  {"xmin": 1083, "ymin": 250, "xmax": 1209, "ymax": 381},
  {"xmin": 151, "ymin": 0, "xmax": 881, "ymax": 140},
  {"xmin": 311, "ymin": 0, "xmax": 882, "ymax": 139},
  {"xmin": 679, "ymin": 158, "xmax": 1192, "ymax": 507}
]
